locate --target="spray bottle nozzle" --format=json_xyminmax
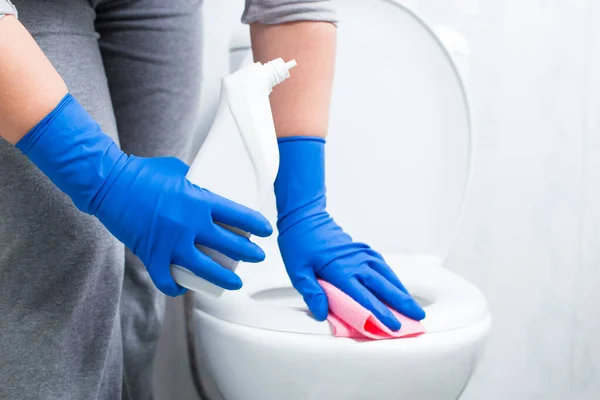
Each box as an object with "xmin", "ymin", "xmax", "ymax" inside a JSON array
[
  {"xmin": 264, "ymin": 58, "xmax": 297, "ymax": 89},
  {"xmin": 285, "ymin": 59, "xmax": 297, "ymax": 70}
]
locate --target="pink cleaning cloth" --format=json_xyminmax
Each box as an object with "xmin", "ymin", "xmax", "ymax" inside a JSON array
[{"xmin": 318, "ymin": 280, "xmax": 426, "ymax": 340}]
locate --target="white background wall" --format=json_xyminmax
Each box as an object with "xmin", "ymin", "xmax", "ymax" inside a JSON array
[
  {"xmin": 154, "ymin": 1, "xmax": 600, "ymax": 399},
  {"xmin": 420, "ymin": 1, "xmax": 600, "ymax": 399}
]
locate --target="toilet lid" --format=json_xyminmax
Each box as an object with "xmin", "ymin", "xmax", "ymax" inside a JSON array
[
  {"xmin": 222, "ymin": 0, "xmax": 472, "ymax": 261},
  {"xmin": 193, "ymin": 250, "xmax": 489, "ymax": 335},
  {"xmin": 323, "ymin": 0, "xmax": 472, "ymax": 262}
]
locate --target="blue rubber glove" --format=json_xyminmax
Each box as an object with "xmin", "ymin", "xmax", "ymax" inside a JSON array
[
  {"xmin": 17, "ymin": 94, "xmax": 272, "ymax": 296},
  {"xmin": 274, "ymin": 137, "xmax": 425, "ymax": 330}
]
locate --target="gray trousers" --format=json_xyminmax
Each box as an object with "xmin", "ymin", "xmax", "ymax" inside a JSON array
[{"xmin": 0, "ymin": 1, "xmax": 203, "ymax": 399}]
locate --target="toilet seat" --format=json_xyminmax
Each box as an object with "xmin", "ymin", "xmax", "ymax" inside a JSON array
[{"xmin": 193, "ymin": 250, "xmax": 488, "ymax": 336}]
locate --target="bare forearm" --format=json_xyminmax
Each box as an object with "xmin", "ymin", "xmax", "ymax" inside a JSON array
[
  {"xmin": 0, "ymin": 16, "xmax": 67, "ymax": 144},
  {"xmin": 250, "ymin": 21, "xmax": 336, "ymax": 139}
]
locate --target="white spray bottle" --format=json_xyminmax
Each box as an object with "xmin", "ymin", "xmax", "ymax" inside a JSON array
[{"xmin": 170, "ymin": 57, "xmax": 297, "ymax": 297}]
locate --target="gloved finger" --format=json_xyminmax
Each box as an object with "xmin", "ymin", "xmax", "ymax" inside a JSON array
[
  {"xmin": 368, "ymin": 259, "xmax": 410, "ymax": 294},
  {"xmin": 207, "ymin": 192, "xmax": 273, "ymax": 237},
  {"xmin": 198, "ymin": 224, "xmax": 265, "ymax": 263},
  {"xmin": 174, "ymin": 245, "xmax": 243, "ymax": 290},
  {"xmin": 148, "ymin": 256, "xmax": 187, "ymax": 297},
  {"xmin": 331, "ymin": 277, "xmax": 401, "ymax": 331},
  {"xmin": 359, "ymin": 270, "xmax": 425, "ymax": 321},
  {"xmin": 290, "ymin": 266, "xmax": 328, "ymax": 321}
]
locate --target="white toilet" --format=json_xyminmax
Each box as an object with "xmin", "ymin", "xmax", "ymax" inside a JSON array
[{"xmin": 188, "ymin": 1, "xmax": 491, "ymax": 399}]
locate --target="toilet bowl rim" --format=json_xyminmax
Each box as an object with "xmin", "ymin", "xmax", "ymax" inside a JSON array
[{"xmin": 192, "ymin": 305, "xmax": 492, "ymax": 351}]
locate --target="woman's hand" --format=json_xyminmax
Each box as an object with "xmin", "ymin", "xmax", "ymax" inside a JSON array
[
  {"xmin": 17, "ymin": 94, "xmax": 272, "ymax": 296},
  {"xmin": 275, "ymin": 137, "xmax": 425, "ymax": 330}
]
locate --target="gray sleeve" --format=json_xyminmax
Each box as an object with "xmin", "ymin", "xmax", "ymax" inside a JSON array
[
  {"xmin": 0, "ymin": 0, "xmax": 18, "ymax": 21},
  {"xmin": 242, "ymin": 0, "xmax": 337, "ymax": 25}
]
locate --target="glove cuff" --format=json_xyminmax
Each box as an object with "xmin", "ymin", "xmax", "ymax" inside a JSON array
[
  {"xmin": 16, "ymin": 93, "xmax": 127, "ymax": 214},
  {"xmin": 277, "ymin": 136, "xmax": 326, "ymax": 145},
  {"xmin": 274, "ymin": 136, "xmax": 328, "ymax": 234}
]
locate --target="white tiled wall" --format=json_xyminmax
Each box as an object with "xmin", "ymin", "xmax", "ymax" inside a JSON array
[{"xmin": 415, "ymin": 1, "xmax": 600, "ymax": 398}]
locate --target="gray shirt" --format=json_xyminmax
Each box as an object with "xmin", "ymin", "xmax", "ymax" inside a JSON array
[
  {"xmin": 0, "ymin": 0, "xmax": 16, "ymax": 20},
  {"xmin": 242, "ymin": 0, "xmax": 336, "ymax": 24},
  {"xmin": 0, "ymin": 0, "xmax": 336, "ymax": 24}
]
